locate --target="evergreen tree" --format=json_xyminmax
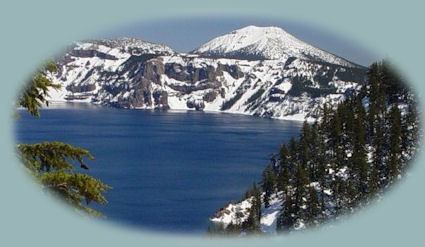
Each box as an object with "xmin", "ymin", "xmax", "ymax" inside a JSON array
[
  {"xmin": 277, "ymin": 189, "xmax": 295, "ymax": 232},
  {"xmin": 17, "ymin": 142, "xmax": 110, "ymax": 215},
  {"xmin": 252, "ymin": 183, "xmax": 262, "ymax": 222},
  {"xmin": 317, "ymin": 104, "xmax": 331, "ymax": 215},
  {"xmin": 262, "ymin": 164, "xmax": 276, "ymax": 208},
  {"xmin": 366, "ymin": 65, "xmax": 382, "ymax": 195},
  {"xmin": 388, "ymin": 103, "xmax": 402, "ymax": 180},
  {"xmin": 243, "ymin": 206, "xmax": 261, "ymax": 233},
  {"xmin": 380, "ymin": 60, "xmax": 407, "ymax": 103},
  {"xmin": 309, "ymin": 123, "xmax": 318, "ymax": 178},
  {"xmin": 277, "ymin": 144, "xmax": 290, "ymax": 193},
  {"xmin": 243, "ymin": 182, "xmax": 262, "ymax": 233},
  {"xmin": 288, "ymin": 137, "xmax": 299, "ymax": 173},
  {"xmin": 223, "ymin": 60, "xmax": 419, "ymax": 233},
  {"xmin": 206, "ymin": 223, "xmax": 227, "ymax": 236},
  {"xmin": 367, "ymin": 62, "xmax": 381, "ymax": 139},
  {"xmin": 299, "ymin": 121, "xmax": 311, "ymax": 169},
  {"xmin": 352, "ymin": 97, "xmax": 369, "ymax": 196},
  {"xmin": 206, "ymin": 225, "xmax": 213, "ymax": 235},
  {"xmin": 225, "ymin": 222, "xmax": 242, "ymax": 235},
  {"xmin": 306, "ymin": 186, "xmax": 320, "ymax": 225},
  {"xmin": 329, "ymin": 105, "xmax": 344, "ymax": 212},
  {"xmin": 367, "ymin": 64, "xmax": 388, "ymax": 187},
  {"xmin": 316, "ymin": 138, "xmax": 328, "ymax": 216},
  {"xmin": 17, "ymin": 61, "xmax": 60, "ymax": 117},
  {"xmin": 369, "ymin": 162, "xmax": 380, "ymax": 196},
  {"xmin": 402, "ymin": 102, "xmax": 418, "ymax": 157},
  {"xmin": 320, "ymin": 103, "xmax": 331, "ymax": 137},
  {"xmin": 294, "ymin": 163, "xmax": 309, "ymax": 221},
  {"xmin": 330, "ymin": 105, "xmax": 344, "ymax": 166},
  {"xmin": 16, "ymin": 62, "xmax": 110, "ymax": 216}
]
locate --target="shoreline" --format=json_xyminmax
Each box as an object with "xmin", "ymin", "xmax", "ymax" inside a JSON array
[{"xmin": 25, "ymin": 100, "xmax": 315, "ymax": 122}]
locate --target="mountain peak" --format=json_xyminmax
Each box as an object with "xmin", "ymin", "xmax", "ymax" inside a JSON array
[
  {"xmin": 231, "ymin": 25, "xmax": 289, "ymax": 34},
  {"xmin": 231, "ymin": 25, "xmax": 284, "ymax": 32},
  {"xmin": 193, "ymin": 25, "xmax": 356, "ymax": 67},
  {"xmin": 80, "ymin": 37, "xmax": 175, "ymax": 55}
]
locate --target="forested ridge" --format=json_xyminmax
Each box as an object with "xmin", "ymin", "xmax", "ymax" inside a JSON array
[{"xmin": 208, "ymin": 60, "xmax": 420, "ymax": 235}]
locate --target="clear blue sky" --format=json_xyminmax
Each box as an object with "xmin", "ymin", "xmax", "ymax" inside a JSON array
[{"xmin": 101, "ymin": 16, "xmax": 379, "ymax": 66}]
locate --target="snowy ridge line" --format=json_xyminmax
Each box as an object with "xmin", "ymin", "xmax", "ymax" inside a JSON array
[
  {"xmin": 47, "ymin": 25, "xmax": 367, "ymax": 121},
  {"xmin": 194, "ymin": 26, "xmax": 358, "ymax": 68}
]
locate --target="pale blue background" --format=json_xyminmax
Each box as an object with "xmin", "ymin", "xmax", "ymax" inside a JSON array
[
  {"xmin": 0, "ymin": 0, "xmax": 424, "ymax": 246},
  {"xmin": 101, "ymin": 17, "xmax": 379, "ymax": 65}
]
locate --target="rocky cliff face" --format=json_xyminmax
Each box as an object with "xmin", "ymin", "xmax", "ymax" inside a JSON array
[{"xmin": 47, "ymin": 26, "xmax": 367, "ymax": 121}]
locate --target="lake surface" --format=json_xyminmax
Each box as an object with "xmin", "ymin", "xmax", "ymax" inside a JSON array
[{"xmin": 14, "ymin": 103, "xmax": 302, "ymax": 234}]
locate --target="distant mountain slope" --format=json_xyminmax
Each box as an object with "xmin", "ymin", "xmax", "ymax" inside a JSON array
[
  {"xmin": 193, "ymin": 26, "xmax": 357, "ymax": 67},
  {"xmin": 47, "ymin": 26, "xmax": 367, "ymax": 121}
]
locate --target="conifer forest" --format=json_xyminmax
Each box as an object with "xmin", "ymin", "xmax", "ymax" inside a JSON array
[{"xmin": 208, "ymin": 61, "xmax": 420, "ymax": 235}]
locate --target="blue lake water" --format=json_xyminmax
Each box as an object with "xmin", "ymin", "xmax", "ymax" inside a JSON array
[{"xmin": 14, "ymin": 103, "xmax": 302, "ymax": 234}]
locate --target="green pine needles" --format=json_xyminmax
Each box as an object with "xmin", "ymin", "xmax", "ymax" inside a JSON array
[
  {"xmin": 17, "ymin": 61, "xmax": 61, "ymax": 117},
  {"xmin": 16, "ymin": 61, "xmax": 111, "ymax": 217}
]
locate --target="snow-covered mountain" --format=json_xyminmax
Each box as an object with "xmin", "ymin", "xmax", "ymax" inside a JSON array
[
  {"xmin": 194, "ymin": 25, "xmax": 356, "ymax": 67},
  {"xmin": 47, "ymin": 26, "xmax": 367, "ymax": 121}
]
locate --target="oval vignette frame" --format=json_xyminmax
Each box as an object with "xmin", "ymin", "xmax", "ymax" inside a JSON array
[{"xmin": 3, "ymin": 4, "xmax": 424, "ymax": 247}]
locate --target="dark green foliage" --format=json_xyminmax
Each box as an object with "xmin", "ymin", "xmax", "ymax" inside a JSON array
[
  {"xmin": 221, "ymin": 59, "xmax": 419, "ymax": 235},
  {"xmin": 388, "ymin": 103, "xmax": 402, "ymax": 179},
  {"xmin": 225, "ymin": 223, "xmax": 243, "ymax": 235},
  {"xmin": 17, "ymin": 61, "xmax": 61, "ymax": 117},
  {"xmin": 252, "ymin": 183, "xmax": 262, "ymax": 222},
  {"xmin": 299, "ymin": 121, "xmax": 311, "ymax": 168},
  {"xmin": 352, "ymin": 98, "xmax": 369, "ymax": 196},
  {"xmin": 206, "ymin": 222, "xmax": 243, "ymax": 237},
  {"xmin": 380, "ymin": 61, "xmax": 408, "ymax": 103},
  {"xmin": 241, "ymin": 183, "xmax": 262, "ymax": 233},
  {"xmin": 262, "ymin": 164, "xmax": 276, "ymax": 208},
  {"xmin": 294, "ymin": 163, "xmax": 309, "ymax": 217},
  {"xmin": 16, "ymin": 62, "xmax": 111, "ymax": 216},
  {"xmin": 39, "ymin": 172, "xmax": 109, "ymax": 215},
  {"xmin": 306, "ymin": 186, "xmax": 321, "ymax": 225},
  {"xmin": 402, "ymin": 102, "xmax": 419, "ymax": 158},
  {"xmin": 277, "ymin": 144, "xmax": 290, "ymax": 192},
  {"xmin": 17, "ymin": 142, "xmax": 94, "ymax": 173},
  {"xmin": 243, "ymin": 207, "xmax": 261, "ymax": 233},
  {"xmin": 277, "ymin": 193, "xmax": 296, "ymax": 231},
  {"xmin": 16, "ymin": 142, "xmax": 111, "ymax": 216}
]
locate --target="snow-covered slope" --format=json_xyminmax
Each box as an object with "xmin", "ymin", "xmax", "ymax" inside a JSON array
[
  {"xmin": 210, "ymin": 192, "xmax": 285, "ymax": 233},
  {"xmin": 82, "ymin": 37, "xmax": 175, "ymax": 55},
  {"xmin": 194, "ymin": 26, "xmax": 356, "ymax": 67},
  {"xmin": 47, "ymin": 26, "xmax": 367, "ymax": 121}
]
